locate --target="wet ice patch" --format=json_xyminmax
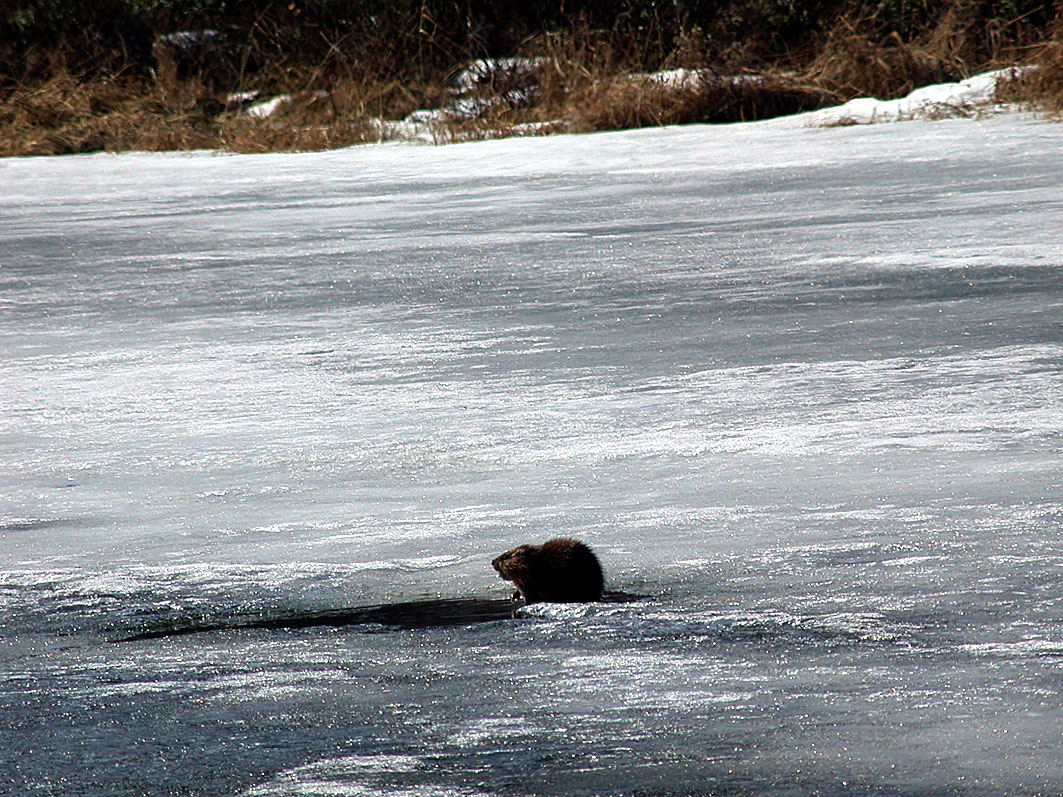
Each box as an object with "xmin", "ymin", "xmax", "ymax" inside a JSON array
[
  {"xmin": 0, "ymin": 516, "xmax": 70, "ymax": 532},
  {"xmin": 548, "ymin": 651, "xmax": 767, "ymax": 717},
  {"xmin": 447, "ymin": 716, "xmax": 540, "ymax": 747},
  {"xmin": 646, "ymin": 345, "xmax": 1063, "ymax": 460},
  {"xmin": 197, "ymin": 485, "xmax": 291, "ymax": 499},
  {"xmin": 628, "ymin": 608, "xmax": 915, "ymax": 647},
  {"xmin": 962, "ymin": 638, "xmax": 1063, "ymax": 659},
  {"xmin": 87, "ymin": 679, "xmax": 193, "ymax": 698},
  {"xmin": 516, "ymin": 602, "xmax": 596, "ymax": 621},
  {"xmin": 627, "ymin": 505, "xmax": 755, "ymax": 530},
  {"xmin": 210, "ymin": 670, "xmax": 344, "ymax": 702},
  {"xmin": 804, "ymin": 505, "xmax": 937, "ymax": 524},
  {"xmin": 244, "ymin": 753, "xmax": 491, "ymax": 797}
]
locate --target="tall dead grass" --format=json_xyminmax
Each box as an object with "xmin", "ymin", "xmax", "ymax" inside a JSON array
[
  {"xmin": 0, "ymin": 49, "xmax": 452, "ymax": 155},
  {"xmin": 998, "ymin": 16, "xmax": 1063, "ymax": 112},
  {"xmin": 2, "ymin": 1, "xmax": 1062, "ymax": 156},
  {"xmin": 494, "ymin": 27, "xmax": 837, "ymax": 133},
  {"xmin": 806, "ymin": 0, "xmax": 1060, "ymax": 99},
  {"xmin": 807, "ymin": 23, "xmax": 964, "ymax": 99},
  {"xmin": 1, "ymin": 71, "xmax": 203, "ymax": 155}
]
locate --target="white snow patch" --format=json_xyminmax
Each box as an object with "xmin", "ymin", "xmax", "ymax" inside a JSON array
[
  {"xmin": 244, "ymin": 92, "xmax": 329, "ymax": 118},
  {"xmin": 627, "ymin": 68, "xmax": 766, "ymax": 91},
  {"xmin": 245, "ymin": 95, "xmax": 293, "ymax": 119},
  {"xmin": 227, "ymin": 91, "xmax": 261, "ymax": 106},
  {"xmin": 629, "ymin": 67, "xmax": 713, "ymax": 90},
  {"xmin": 801, "ymin": 67, "xmax": 1034, "ymax": 127},
  {"xmin": 404, "ymin": 96, "xmax": 498, "ymax": 125},
  {"xmin": 511, "ymin": 119, "xmax": 570, "ymax": 136},
  {"xmin": 451, "ymin": 58, "xmax": 545, "ymax": 93},
  {"xmin": 155, "ymin": 29, "xmax": 222, "ymax": 48}
]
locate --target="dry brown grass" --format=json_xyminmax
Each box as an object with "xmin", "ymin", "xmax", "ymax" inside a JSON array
[
  {"xmin": 0, "ymin": 69, "xmax": 405, "ymax": 155},
  {"xmin": 500, "ymin": 27, "xmax": 837, "ymax": 134},
  {"xmin": 3, "ymin": 3, "xmax": 1063, "ymax": 157},
  {"xmin": 805, "ymin": 1, "xmax": 1062, "ymax": 101},
  {"xmin": 806, "ymin": 19, "xmax": 965, "ymax": 99},
  {"xmin": 997, "ymin": 19, "xmax": 1063, "ymax": 113},
  {"xmin": 0, "ymin": 71, "xmax": 211, "ymax": 155},
  {"xmin": 539, "ymin": 72, "xmax": 837, "ymax": 131}
]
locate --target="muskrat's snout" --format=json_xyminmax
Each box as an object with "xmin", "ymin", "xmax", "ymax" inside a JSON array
[{"xmin": 492, "ymin": 550, "xmax": 519, "ymax": 580}]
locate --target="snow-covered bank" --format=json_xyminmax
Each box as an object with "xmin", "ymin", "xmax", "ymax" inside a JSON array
[
  {"xmin": 235, "ymin": 60, "xmax": 1041, "ymax": 145},
  {"xmin": 613, "ymin": 66, "xmax": 1039, "ymax": 129},
  {"xmin": 799, "ymin": 67, "xmax": 1035, "ymax": 126},
  {"xmin": 371, "ymin": 65, "xmax": 1042, "ymax": 142}
]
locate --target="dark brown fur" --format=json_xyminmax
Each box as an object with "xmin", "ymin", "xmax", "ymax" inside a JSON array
[{"xmin": 491, "ymin": 538, "xmax": 604, "ymax": 603}]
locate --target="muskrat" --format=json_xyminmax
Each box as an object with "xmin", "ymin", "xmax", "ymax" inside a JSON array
[{"xmin": 491, "ymin": 537, "xmax": 604, "ymax": 603}]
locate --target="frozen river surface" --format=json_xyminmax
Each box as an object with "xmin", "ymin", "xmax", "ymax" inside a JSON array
[{"xmin": 2, "ymin": 116, "xmax": 1062, "ymax": 795}]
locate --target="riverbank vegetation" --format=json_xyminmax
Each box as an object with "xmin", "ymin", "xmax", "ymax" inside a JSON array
[{"xmin": 2, "ymin": 0, "xmax": 1061, "ymax": 155}]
